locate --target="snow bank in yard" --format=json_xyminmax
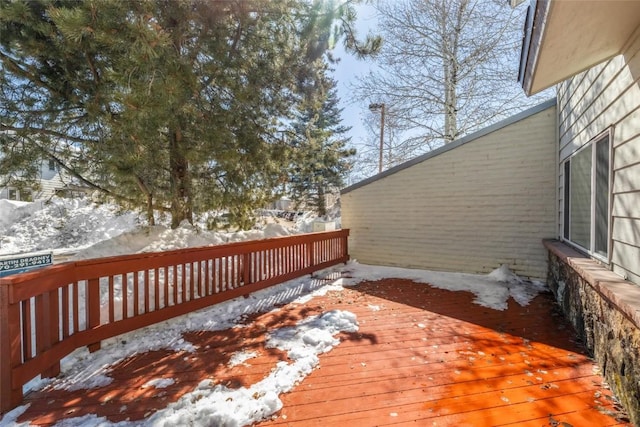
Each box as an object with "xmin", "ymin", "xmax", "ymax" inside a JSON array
[
  {"xmin": 339, "ymin": 262, "xmax": 548, "ymax": 311},
  {"xmin": 0, "ymin": 199, "xmax": 36, "ymax": 230},
  {"xmin": 0, "ymin": 197, "xmax": 300, "ymax": 260},
  {"xmin": 0, "ymin": 198, "xmax": 140, "ymax": 256},
  {"xmin": 73, "ymin": 222, "xmax": 294, "ymax": 260}
]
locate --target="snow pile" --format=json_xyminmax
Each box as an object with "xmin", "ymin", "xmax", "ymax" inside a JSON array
[
  {"xmin": 0, "ymin": 198, "xmax": 139, "ymax": 256},
  {"xmin": 488, "ymin": 263, "xmax": 522, "ymax": 283},
  {"xmin": 74, "ymin": 222, "xmax": 294, "ymax": 261},
  {"xmin": 0, "ymin": 197, "xmax": 299, "ymax": 260},
  {"xmin": 146, "ymin": 310, "xmax": 357, "ymax": 427},
  {"xmin": 0, "ymin": 199, "xmax": 37, "ymax": 230},
  {"xmin": 295, "ymin": 211, "xmax": 317, "ymax": 233},
  {"xmin": 267, "ymin": 310, "xmax": 358, "ymax": 360},
  {"xmin": 339, "ymin": 262, "xmax": 548, "ymax": 311}
]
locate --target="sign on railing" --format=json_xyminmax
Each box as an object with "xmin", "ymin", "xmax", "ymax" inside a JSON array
[{"xmin": 0, "ymin": 251, "xmax": 53, "ymax": 277}]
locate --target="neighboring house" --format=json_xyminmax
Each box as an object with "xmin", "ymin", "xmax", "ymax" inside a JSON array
[
  {"xmin": 0, "ymin": 130, "xmax": 88, "ymax": 201},
  {"xmin": 0, "ymin": 158, "xmax": 67, "ymax": 201},
  {"xmin": 341, "ymin": 100, "xmax": 557, "ymax": 279}
]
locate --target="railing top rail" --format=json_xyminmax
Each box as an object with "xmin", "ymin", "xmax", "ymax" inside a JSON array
[{"xmin": 74, "ymin": 228, "xmax": 349, "ymax": 266}]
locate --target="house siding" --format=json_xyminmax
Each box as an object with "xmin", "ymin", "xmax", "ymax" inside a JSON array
[
  {"xmin": 342, "ymin": 103, "xmax": 557, "ymax": 279},
  {"xmin": 557, "ymin": 31, "xmax": 640, "ymax": 284},
  {"xmin": 34, "ymin": 172, "xmax": 65, "ymax": 199},
  {"xmin": 0, "ymin": 162, "xmax": 66, "ymax": 201}
]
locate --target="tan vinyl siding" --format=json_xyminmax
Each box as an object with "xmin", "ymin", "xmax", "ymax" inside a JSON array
[
  {"xmin": 342, "ymin": 104, "xmax": 557, "ymax": 279},
  {"xmin": 557, "ymin": 31, "xmax": 640, "ymax": 284}
]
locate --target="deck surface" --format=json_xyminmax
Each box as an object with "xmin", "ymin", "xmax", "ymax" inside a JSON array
[{"xmin": 13, "ymin": 278, "xmax": 631, "ymax": 426}]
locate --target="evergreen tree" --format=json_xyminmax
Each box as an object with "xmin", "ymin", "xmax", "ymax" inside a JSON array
[
  {"xmin": 0, "ymin": 0, "xmax": 379, "ymax": 229},
  {"xmin": 289, "ymin": 64, "xmax": 355, "ymax": 217}
]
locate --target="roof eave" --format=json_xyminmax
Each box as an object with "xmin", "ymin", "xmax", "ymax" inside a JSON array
[{"xmin": 518, "ymin": 0, "xmax": 550, "ymax": 96}]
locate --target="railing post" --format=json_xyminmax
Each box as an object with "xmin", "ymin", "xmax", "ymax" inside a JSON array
[
  {"xmin": 308, "ymin": 239, "xmax": 315, "ymax": 269},
  {"xmin": 1, "ymin": 281, "xmax": 11, "ymax": 414},
  {"xmin": 342, "ymin": 230, "xmax": 350, "ymax": 263},
  {"xmin": 87, "ymin": 278, "xmax": 101, "ymax": 353},
  {"xmin": 242, "ymin": 253, "xmax": 250, "ymax": 286},
  {"xmin": 0, "ymin": 281, "xmax": 23, "ymax": 414}
]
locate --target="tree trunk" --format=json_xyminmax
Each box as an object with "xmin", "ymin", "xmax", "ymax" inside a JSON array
[
  {"xmin": 443, "ymin": 1, "xmax": 465, "ymax": 144},
  {"xmin": 443, "ymin": 58, "xmax": 457, "ymax": 143},
  {"xmin": 135, "ymin": 175, "xmax": 155, "ymax": 226},
  {"xmin": 316, "ymin": 185, "xmax": 327, "ymax": 218},
  {"xmin": 169, "ymin": 126, "xmax": 192, "ymax": 229},
  {"xmin": 146, "ymin": 194, "xmax": 155, "ymax": 226}
]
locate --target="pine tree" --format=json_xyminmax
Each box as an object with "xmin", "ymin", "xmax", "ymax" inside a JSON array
[
  {"xmin": 288, "ymin": 64, "xmax": 355, "ymax": 217},
  {"xmin": 0, "ymin": 0, "xmax": 378, "ymax": 228}
]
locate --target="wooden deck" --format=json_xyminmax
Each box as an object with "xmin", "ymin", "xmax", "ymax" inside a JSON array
[{"xmin": 12, "ymin": 278, "xmax": 631, "ymax": 426}]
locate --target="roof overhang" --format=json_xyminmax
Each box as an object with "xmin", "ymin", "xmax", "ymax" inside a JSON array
[{"xmin": 519, "ymin": 0, "xmax": 640, "ymax": 96}]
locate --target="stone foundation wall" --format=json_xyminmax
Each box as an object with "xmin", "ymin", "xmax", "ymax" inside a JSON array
[{"xmin": 545, "ymin": 240, "xmax": 640, "ymax": 425}]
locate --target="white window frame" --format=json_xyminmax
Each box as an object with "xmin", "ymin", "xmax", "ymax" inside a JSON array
[{"xmin": 562, "ymin": 129, "xmax": 612, "ymax": 263}]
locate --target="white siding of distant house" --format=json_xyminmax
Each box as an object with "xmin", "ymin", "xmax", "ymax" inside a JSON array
[
  {"xmin": 557, "ymin": 31, "xmax": 640, "ymax": 284},
  {"xmin": 35, "ymin": 161, "xmax": 66, "ymax": 199},
  {"xmin": 0, "ymin": 160, "xmax": 66, "ymax": 201},
  {"xmin": 342, "ymin": 102, "xmax": 557, "ymax": 279}
]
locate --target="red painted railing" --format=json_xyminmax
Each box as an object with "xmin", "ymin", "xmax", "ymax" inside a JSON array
[{"xmin": 0, "ymin": 230, "xmax": 349, "ymax": 413}]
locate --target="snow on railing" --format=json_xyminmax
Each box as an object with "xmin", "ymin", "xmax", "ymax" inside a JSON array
[{"xmin": 0, "ymin": 230, "xmax": 349, "ymax": 414}]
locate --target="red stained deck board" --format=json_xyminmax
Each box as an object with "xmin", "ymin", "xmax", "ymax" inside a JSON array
[{"xmin": 14, "ymin": 278, "xmax": 630, "ymax": 426}]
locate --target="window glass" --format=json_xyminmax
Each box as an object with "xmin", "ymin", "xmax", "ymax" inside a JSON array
[
  {"xmin": 570, "ymin": 146, "xmax": 591, "ymax": 250},
  {"xmin": 563, "ymin": 162, "xmax": 570, "ymax": 240},
  {"xmin": 594, "ymin": 136, "xmax": 610, "ymax": 256}
]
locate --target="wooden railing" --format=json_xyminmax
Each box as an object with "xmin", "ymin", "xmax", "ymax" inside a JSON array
[{"xmin": 0, "ymin": 229, "xmax": 349, "ymax": 413}]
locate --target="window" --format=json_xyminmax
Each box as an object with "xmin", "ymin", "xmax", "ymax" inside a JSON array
[
  {"xmin": 563, "ymin": 133, "xmax": 610, "ymax": 259},
  {"xmin": 48, "ymin": 159, "xmax": 56, "ymax": 171}
]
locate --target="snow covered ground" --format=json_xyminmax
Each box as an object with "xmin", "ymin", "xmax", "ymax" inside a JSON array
[
  {"xmin": 0, "ymin": 198, "xmax": 316, "ymax": 260},
  {"xmin": 0, "ymin": 198, "xmax": 548, "ymax": 427}
]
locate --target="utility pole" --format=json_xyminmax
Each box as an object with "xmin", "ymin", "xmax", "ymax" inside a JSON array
[{"xmin": 369, "ymin": 103, "xmax": 385, "ymax": 173}]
